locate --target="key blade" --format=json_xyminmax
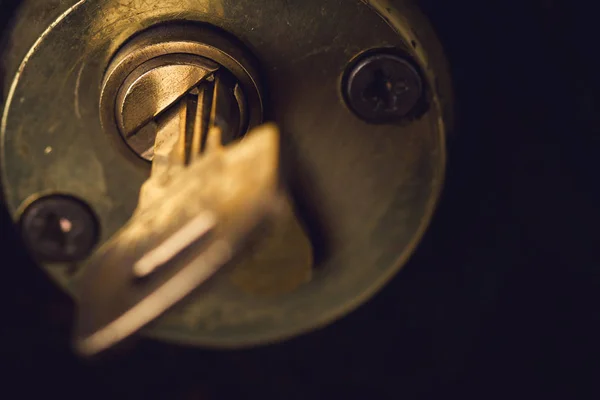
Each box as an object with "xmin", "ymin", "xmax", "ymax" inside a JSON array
[
  {"xmin": 73, "ymin": 124, "xmax": 281, "ymax": 356},
  {"xmin": 76, "ymin": 238, "xmax": 233, "ymax": 357},
  {"xmin": 132, "ymin": 210, "xmax": 218, "ymax": 278}
]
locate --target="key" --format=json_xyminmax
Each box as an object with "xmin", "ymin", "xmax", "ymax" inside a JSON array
[{"xmin": 73, "ymin": 72, "xmax": 312, "ymax": 356}]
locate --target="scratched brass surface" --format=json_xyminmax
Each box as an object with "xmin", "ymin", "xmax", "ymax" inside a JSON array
[{"xmin": 0, "ymin": 0, "xmax": 452, "ymax": 347}]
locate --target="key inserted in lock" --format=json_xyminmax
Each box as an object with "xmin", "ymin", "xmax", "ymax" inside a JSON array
[
  {"xmin": 74, "ymin": 26, "xmax": 313, "ymax": 356},
  {"xmin": 1, "ymin": 3, "xmax": 450, "ymax": 354}
]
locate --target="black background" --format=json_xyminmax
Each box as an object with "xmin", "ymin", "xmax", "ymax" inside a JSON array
[{"xmin": 0, "ymin": 0, "xmax": 598, "ymax": 398}]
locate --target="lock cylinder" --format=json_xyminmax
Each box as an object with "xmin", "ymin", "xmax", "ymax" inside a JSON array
[{"xmin": 99, "ymin": 23, "xmax": 264, "ymax": 162}]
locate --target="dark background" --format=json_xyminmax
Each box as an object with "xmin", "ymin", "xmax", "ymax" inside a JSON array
[{"xmin": 0, "ymin": 0, "xmax": 598, "ymax": 398}]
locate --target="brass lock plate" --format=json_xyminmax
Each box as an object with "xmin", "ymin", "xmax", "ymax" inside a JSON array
[{"xmin": 0, "ymin": 0, "xmax": 452, "ymax": 348}]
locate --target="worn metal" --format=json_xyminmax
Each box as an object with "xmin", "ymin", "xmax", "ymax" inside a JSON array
[
  {"xmin": 100, "ymin": 22, "xmax": 263, "ymax": 164},
  {"xmin": 116, "ymin": 55, "xmax": 218, "ymax": 138},
  {"xmin": 344, "ymin": 52, "xmax": 424, "ymax": 122},
  {"xmin": 115, "ymin": 57, "xmax": 245, "ymax": 161},
  {"xmin": 81, "ymin": 46, "xmax": 312, "ymax": 353},
  {"xmin": 19, "ymin": 194, "xmax": 99, "ymax": 263},
  {"xmin": 75, "ymin": 122, "xmax": 282, "ymax": 355},
  {"xmin": 0, "ymin": 0, "xmax": 453, "ymax": 348}
]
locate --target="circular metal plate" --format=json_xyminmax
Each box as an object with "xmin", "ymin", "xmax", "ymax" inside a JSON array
[{"xmin": 0, "ymin": 0, "xmax": 452, "ymax": 347}]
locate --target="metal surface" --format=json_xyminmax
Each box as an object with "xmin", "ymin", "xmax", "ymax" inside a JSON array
[
  {"xmin": 0, "ymin": 0, "xmax": 452, "ymax": 348},
  {"xmin": 75, "ymin": 122, "xmax": 282, "ymax": 355},
  {"xmin": 79, "ymin": 44, "xmax": 312, "ymax": 353},
  {"xmin": 115, "ymin": 56, "xmax": 245, "ymax": 161},
  {"xmin": 19, "ymin": 194, "xmax": 99, "ymax": 263},
  {"xmin": 116, "ymin": 55, "xmax": 218, "ymax": 138},
  {"xmin": 344, "ymin": 52, "xmax": 424, "ymax": 122},
  {"xmin": 100, "ymin": 22, "xmax": 263, "ymax": 164}
]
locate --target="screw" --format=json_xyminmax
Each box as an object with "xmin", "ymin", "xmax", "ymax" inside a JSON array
[
  {"xmin": 20, "ymin": 195, "xmax": 100, "ymax": 263},
  {"xmin": 344, "ymin": 52, "xmax": 423, "ymax": 123}
]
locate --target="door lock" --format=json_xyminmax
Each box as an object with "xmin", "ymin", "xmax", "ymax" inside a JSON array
[
  {"xmin": 77, "ymin": 23, "xmax": 313, "ymax": 355},
  {"xmin": 0, "ymin": 0, "xmax": 452, "ymax": 354}
]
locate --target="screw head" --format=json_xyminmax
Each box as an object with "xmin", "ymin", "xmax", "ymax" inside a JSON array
[
  {"xmin": 20, "ymin": 195, "xmax": 100, "ymax": 263},
  {"xmin": 344, "ymin": 53, "xmax": 423, "ymax": 123}
]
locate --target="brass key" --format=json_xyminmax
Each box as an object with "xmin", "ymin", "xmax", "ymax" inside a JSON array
[{"xmin": 74, "ymin": 72, "xmax": 312, "ymax": 356}]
